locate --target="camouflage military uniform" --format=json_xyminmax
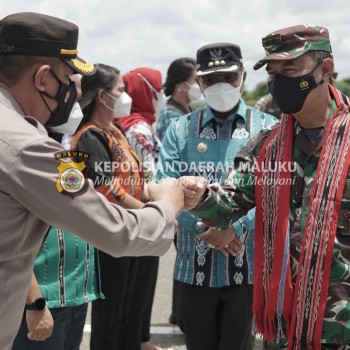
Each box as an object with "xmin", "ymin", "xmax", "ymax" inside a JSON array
[
  {"xmin": 255, "ymin": 93, "xmax": 282, "ymax": 119},
  {"xmin": 191, "ymin": 95, "xmax": 350, "ymax": 347},
  {"xmin": 238, "ymin": 22, "xmax": 349, "ymax": 350}
]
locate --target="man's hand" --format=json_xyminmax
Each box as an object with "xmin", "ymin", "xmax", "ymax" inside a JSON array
[
  {"xmin": 198, "ymin": 225, "xmax": 243, "ymax": 257},
  {"xmin": 26, "ymin": 307, "xmax": 54, "ymax": 341},
  {"xmin": 148, "ymin": 178, "xmax": 184, "ymax": 217},
  {"xmin": 178, "ymin": 176, "xmax": 207, "ymax": 210}
]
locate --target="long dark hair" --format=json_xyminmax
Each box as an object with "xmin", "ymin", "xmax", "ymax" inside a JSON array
[
  {"xmin": 77, "ymin": 63, "xmax": 120, "ymax": 131},
  {"xmin": 163, "ymin": 57, "xmax": 196, "ymax": 96}
]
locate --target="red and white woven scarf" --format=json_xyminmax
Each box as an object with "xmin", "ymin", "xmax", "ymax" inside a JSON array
[{"xmin": 253, "ymin": 86, "xmax": 350, "ymax": 350}]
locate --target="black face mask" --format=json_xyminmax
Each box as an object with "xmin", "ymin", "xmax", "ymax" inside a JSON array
[
  {"xmin": 37, "ymin": 70, "xmax": 77, "ymax": 127},
  {"xmin": 268, "ymin": 65, "xmax": 324, "ymax": 114}
]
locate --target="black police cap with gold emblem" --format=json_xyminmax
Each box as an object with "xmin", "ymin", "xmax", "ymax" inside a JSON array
[
  {"xmin": 196, "ymin": 43, "xmax": 243, "ymax": 76},
  {"xmin": 0, "ymin": 12, "xmax": 95, "ymax": 76}
]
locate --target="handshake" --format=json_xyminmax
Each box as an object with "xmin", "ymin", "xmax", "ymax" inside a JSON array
[{"xmin": 147, "ymin": 176, "xmax": 207, "ymax": 217}]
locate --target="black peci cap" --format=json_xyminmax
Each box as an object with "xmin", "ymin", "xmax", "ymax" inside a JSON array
[
  {"xmin": 196, "ymin": 42, "xmax": 243, "ymax": 76},
  {"xmin": 0, "ymin": 12, "xmax": 95, "ymax": 76}
]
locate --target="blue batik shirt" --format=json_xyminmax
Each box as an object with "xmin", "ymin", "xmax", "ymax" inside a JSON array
[
  {"xmin": 156, "ymin": 98, "xmax": 191, "ymax": 140},
  {"xmin": 156, "ymin": 99, "xmax": 278, "ymax": 287}
]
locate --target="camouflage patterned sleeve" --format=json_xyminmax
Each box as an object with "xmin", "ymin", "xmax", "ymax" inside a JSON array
[{"xmin": 190, "ymin": 128, "xmax": 274, "ymax": 229}]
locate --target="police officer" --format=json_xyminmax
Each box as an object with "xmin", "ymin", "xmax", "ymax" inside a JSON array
[{"xmin": 0, "ymin": 12, "xmax": 184, "ymax": 349}]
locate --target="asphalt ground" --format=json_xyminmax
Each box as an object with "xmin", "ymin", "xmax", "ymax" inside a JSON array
[{"xmin": 80, "ymin": 244, "xmax": 263, "ymax": 350}]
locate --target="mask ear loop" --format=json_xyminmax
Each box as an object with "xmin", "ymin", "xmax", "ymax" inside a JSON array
[
  {"xmin": 136, "ymin": 73, "xmax": 159, "ymax": 100},
  {"xmin": 195, "ymin": 76, "xmax": 205, "ymax": 95},
  {"xmin": 100, "ymin": 91, "xmax": 116, "ymax": 113},
  {"xmin": 33, "ymin": 69, "xmax": 54, "ymax": 115},
  {"xmin": 184, "ymin": 81, "xmax": 198, "ymax": 90},
  {"xmin": 311, "ymin": 62, "xmax": 325, "ymax": 87},
  {"xmin": 104, "ymin": 91, "xmax": 118, "ymax": 102}
]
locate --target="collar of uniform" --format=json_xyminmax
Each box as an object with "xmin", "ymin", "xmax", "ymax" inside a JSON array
[
  {"xmin": 0, "ymin": 87, "xmax": 24, "ymax": 115},
  {"xmin": 0, "ymin": 87, "xmax": 48, "ymax": 134},
  {"xmin": 201, "ymin": 98, "xmax": 246, "ymax": 128}
]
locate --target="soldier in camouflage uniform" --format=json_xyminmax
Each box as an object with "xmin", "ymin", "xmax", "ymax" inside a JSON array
[{"xmin": 183, "ymin": 25, "xmax": 350, "ymax": 350}]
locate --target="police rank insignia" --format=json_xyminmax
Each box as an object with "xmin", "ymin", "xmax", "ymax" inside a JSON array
[{"xmin": 56, "ymin": 160, "xmax": 88, "ymax": 198}]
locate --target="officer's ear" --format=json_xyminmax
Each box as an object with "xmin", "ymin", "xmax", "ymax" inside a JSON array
[
  {"xmin": 33, "ymin": 65, "xmax": 51, "ymax": 92},
  {"xmin": 320, "ymin": 58, "xmax": 334, "ymax": 83}
]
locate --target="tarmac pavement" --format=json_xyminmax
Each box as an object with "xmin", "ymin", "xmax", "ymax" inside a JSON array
[{"xmin": 80, "ymin": 244, "xmax": 263, "ymax": 350}]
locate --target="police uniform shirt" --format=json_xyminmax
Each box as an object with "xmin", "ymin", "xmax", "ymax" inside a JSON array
[{"xmin": 0, "ymin": 88, "xmax": 175, "ymax": 350}]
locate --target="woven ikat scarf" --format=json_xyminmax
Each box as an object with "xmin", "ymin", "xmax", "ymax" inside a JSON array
[{"xmin": 253, "ymin": 86, "xmax": 350, "ymax": 350}]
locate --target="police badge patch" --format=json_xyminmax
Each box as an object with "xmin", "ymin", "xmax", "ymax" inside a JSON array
[{"xmin": 56, "ymin": 160, "xmax": 88, "ymax": 198}]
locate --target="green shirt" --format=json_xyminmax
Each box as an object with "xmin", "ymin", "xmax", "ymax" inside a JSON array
[{"xmin": 35, "ymin": 227, "xmax": 103, "ymax": 308}]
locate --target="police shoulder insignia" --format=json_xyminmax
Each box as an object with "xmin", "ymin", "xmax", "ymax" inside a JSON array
[{"xmin": 56, "ymin": 160, "xmax": 88, "ymax": 198}]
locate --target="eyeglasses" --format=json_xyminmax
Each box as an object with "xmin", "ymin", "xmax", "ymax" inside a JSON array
[{"xmin": 200, "ymin": 72, "xmax": 242, "ymax": 87}]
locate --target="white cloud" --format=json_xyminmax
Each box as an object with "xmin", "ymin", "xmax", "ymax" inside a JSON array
[{"xmin": 2, "ymin": 0, "xmax": 350, "ymax": 91}]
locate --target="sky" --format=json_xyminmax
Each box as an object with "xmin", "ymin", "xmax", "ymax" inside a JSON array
[{"xmin": 2, "ymin": 0, "xmax": 350, "ymax": 91}]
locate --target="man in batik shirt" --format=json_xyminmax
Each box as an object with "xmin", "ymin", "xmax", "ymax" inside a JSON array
[{"xmin": 157, "ymin": 42, "xmax": 277, "ymax": 350}]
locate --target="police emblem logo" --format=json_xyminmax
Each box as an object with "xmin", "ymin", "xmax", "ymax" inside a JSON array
[
  {"xmin": 56, "ymin": 160, "xmax": 88, "ymax": 197},
  {"xmin": 300, "ymin": 79, "xmax": 309, "ymax": 90}
]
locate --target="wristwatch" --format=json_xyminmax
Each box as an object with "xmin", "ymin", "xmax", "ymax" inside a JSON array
[{"xmin": 25, "ymin": 297, "xmax": 46, "ymax": 311}]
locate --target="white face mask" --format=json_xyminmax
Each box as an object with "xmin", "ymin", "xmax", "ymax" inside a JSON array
[
  {"xmin": 152, "ymin": 91, "xmax": 167, "ymax": 113},
  {"xmin": 50, "ymin": 102, "xmax": 83, "ymax": 135},
  {"xmin": 104, "ymin": 91, "xmax": 133, "ymax": 118},
  {"xmin": 185, "ymin": 82, "xmax": 203, "ymax": 101},
  {"xmin": 203, "ymin": 82, "xmax": 241, "ymax": 112}
]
